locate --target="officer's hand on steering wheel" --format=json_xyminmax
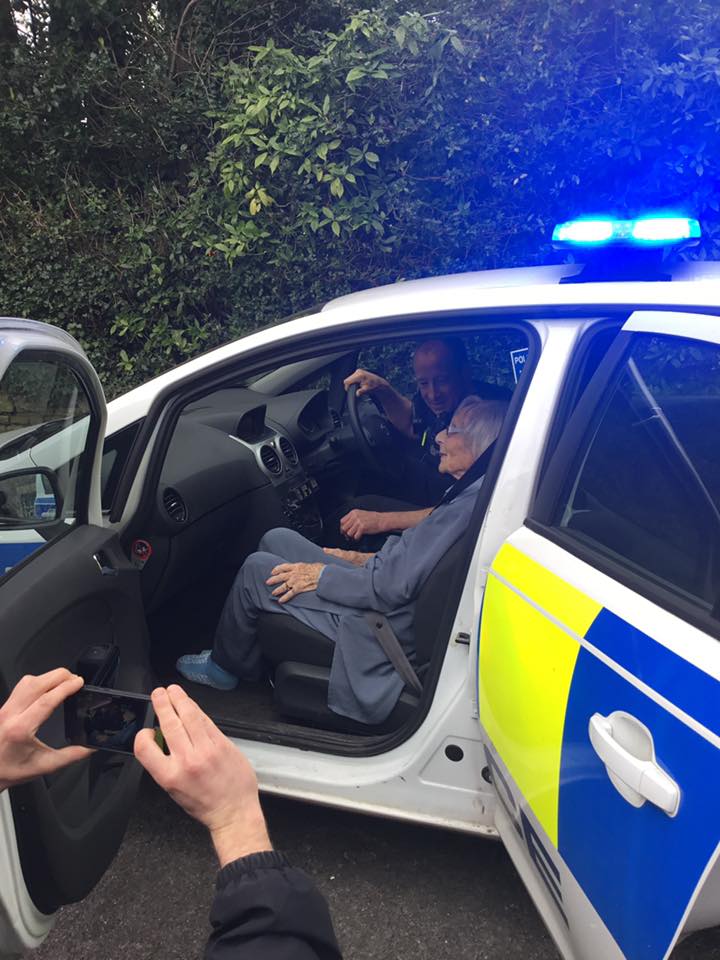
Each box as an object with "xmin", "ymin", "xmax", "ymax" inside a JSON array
[{"xmin": 343, "ymin": 369, "xmax": 392, "ymax": 398}]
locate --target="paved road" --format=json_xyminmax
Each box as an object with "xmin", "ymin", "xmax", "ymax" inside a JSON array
[{"xmin": 30, "ymin": 777, "xmax": 720, "ymax": 960}]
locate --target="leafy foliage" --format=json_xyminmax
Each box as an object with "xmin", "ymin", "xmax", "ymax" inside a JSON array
[{"xmin": 1, "ymin": 0, "xmax": 720, "ymax": 396}]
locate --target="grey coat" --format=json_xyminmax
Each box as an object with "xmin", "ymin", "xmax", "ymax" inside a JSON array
[{"xmin": 317, "ymin": 477, "xmax": 483, "ymax": 724}]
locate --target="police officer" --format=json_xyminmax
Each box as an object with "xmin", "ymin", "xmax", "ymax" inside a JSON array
[{"xmin": 340, "ymin": 337, "xmax": 506, "ymax": 543}]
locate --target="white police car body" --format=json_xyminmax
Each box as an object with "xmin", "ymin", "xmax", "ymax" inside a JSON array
[{"xmin": 1, "ymin": 218, "xmax": 720, "ymax": 959}]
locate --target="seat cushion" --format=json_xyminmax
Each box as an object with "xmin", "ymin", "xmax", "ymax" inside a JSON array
[
  {"xmin": 273, "ymin": 661, "xmax": 419, "ymax": 733},
  {"xmin": 257, "ymin": 612, "xmax": 335, "ymax": 668}
]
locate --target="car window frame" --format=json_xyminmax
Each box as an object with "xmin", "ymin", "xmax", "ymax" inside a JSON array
[
  {"xmin": 529, "ymin": 327, "xmax": 720, "ymax": 641},
  {"xmin": 0, "ymin": 347, "xmax": 104, "ymax": 584}
]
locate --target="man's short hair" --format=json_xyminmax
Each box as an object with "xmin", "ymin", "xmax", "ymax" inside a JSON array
[
  {"xmin": 415, "ymin": 336, "xmax": 469, "ymax": 371},
  {"xmin": 454, "ymin": 395, "xmax": 509, "ymax": 458}
]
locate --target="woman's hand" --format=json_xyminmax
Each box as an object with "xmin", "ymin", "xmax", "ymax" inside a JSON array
[
  {"xmin": 266, "ymin": 561, "xmax": 325, "ymax": 604},
  {"xmin": 0, "ymin": 669, "xmax": 93, "ymax": 792}
]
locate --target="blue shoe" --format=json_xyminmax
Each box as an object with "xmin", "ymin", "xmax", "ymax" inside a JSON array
[{"xmin": 176, "ymin": 651, "xmax": 238, "ymax": 690}]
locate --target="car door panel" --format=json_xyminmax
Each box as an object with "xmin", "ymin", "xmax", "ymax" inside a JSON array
[
  {"xmin": 480, "ymin": 531, "xmax": 720, "ymax": 960},
  {"xmin": 2, "ymin": 523, "xmax": 151, "ymax": 914},
  {"xmin": 478, "ymin": 312, "xmax": 720, "ymax": 960},
  {"xmin": 0, "ymin": 322, "xmax": 150, "ymax": 953}
]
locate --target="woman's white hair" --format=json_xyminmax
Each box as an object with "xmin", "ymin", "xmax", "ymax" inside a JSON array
[{"xmin": 452, "ymin": 395, "xmax": 509, "ymax": 458}]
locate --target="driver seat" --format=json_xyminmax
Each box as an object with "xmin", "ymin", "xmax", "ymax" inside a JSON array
[{"xmin": 256, "ymin": 537, "xmax": 466, "ymax": 733}]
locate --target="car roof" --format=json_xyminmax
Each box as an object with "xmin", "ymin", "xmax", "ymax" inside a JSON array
[
  {"xmin": 101, "ymin": 259, "xmax": 720, "ymax": 432},
  {"xmin": 321, "ymin": 260, "xmax": 720, "ymax": 314}
]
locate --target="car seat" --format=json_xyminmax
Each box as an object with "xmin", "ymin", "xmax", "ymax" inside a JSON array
[{"xmin": 256, "ymin": 537, "xmax": 467, "ymax": 734}]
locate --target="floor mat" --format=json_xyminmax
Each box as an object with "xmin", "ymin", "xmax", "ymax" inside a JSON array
[{"xmin": 147, "ymin": 572, "xmax": 277, "ymax": 727}]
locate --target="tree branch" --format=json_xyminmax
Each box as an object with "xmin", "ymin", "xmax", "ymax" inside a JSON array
[{"xmin": 169, "ymin": 0, "xmax": 202, "ymax": 79}]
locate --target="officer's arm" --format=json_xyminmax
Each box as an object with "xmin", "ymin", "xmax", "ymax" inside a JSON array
[{"xmin": 375, "ymin": 387, "xmax": 414, "ymax": 437}]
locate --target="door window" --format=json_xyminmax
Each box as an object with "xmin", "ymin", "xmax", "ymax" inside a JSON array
[
  {"xmin": 0, "ymin": 355, "xmax": 94, "ymax": 574},
  {"xmin": 358, "ymin": 330, "xmax": 525, "ymax": 400},
  {"xmin": 552, "ymin": 334, "xmax": 720, "ymax": 611}
]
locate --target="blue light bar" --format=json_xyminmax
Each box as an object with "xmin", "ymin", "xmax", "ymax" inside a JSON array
[{"xmin": 552, "ymin": 216, "xmax": 701, "ymax": 247}]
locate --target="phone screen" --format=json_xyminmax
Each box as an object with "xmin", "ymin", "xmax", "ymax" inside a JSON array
[{"xmin": 64, "ymin": 685, "xmax": 154, "ymax": 755}]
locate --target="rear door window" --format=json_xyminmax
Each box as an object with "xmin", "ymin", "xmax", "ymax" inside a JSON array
[{"xmin": 550, "ymin": 334, "xmax": 720, "ymax": 611}]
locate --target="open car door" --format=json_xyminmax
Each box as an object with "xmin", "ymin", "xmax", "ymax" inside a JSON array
[
  {"xmin": 477, "ymin": 311, "xmax": 720, "ymax": 960},
  {"xmin": 0, "ymin": 319, "xmax": 150, "ymax": 956}
]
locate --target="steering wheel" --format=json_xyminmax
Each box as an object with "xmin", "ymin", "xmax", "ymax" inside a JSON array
[{"xmin": 346, "ymin": 383, "xmax": 403, "ymax": 478}]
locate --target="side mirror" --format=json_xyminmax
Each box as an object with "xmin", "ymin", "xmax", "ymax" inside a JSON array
[{"xmin": 0, "ymin": 468, "xmax": 63, "ymax": 527}]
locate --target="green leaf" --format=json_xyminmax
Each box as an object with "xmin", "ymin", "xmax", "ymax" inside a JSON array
[
  {"xmin": 328, "ymin": 139, "xmax": 342, "ymax": 151},
  {"xmin": 450, "ymin": 35, "xmax": 466, "ymax": 55},
  {"xmin": 331, "ymin": 220, "xmax": 341, "ymax": 236},
  {"xmin": 365, "ymin": 151, "xmax": 380, "ymax": 164},
  {"xmin": 394, "ymin": 25, "xmax": 406, "ymax": 47},
  {"xmin": 254, "ymin": 153, "xmax": 268, "ymax": 168},
  {"xmin": 316, "ymin": 143, "xmax": 329, "ymax": 160},
  {"xmin": 330, "ymin": 177, "xmax": 344, "ymax": 197},
  {"xmin": 346, "ymin": 67, "xmax": 365, "ymax": 84},
  {"xmin": 269, "ymin": 155, "xmax": 280, "ymax": 173},
  {"xmin": 323, "ymin": 94, "xmax": 330, "ymax": 114}
]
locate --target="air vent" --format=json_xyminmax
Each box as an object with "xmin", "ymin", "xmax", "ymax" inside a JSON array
[
  {"xmin": 278, "ymin": 436, "xmax": 298, "ymax": 465},
  {"xmin": 163, "ymin": 487, "xmax": 187, "ymax": 523},
  {"xmin": 259, "ymin": 444, "xmax": 282, "ymax": 475},
  {"xmin": 330, "ymin": 409, "xmax": 342, "ymax": 429}
]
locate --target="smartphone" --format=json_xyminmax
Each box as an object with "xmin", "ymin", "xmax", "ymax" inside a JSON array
[{"xmin": 64, "ymin": 684, "xmax": 158, "ymax": 756}]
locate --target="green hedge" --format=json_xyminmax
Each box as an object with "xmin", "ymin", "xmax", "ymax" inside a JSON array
[{"xmin": 1, "ymin": 0, "xmax": 719, "ymax": 397}]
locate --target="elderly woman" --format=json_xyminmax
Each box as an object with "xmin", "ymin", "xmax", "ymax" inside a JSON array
[{"xmin": 177, "ymin": 395, "xmax": 508, "ymax": 725}]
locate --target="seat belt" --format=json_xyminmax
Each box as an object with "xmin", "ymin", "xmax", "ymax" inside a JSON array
[{"xmin": 364, "ymin": 612, "xmax": 423, "ymax": 696}]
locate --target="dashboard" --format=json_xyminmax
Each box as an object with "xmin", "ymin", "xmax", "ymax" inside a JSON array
[{"xmin": 142, "ymin": 386, "xmax": 348, "ymax": 608}]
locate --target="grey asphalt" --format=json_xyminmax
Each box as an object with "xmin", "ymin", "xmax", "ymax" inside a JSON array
[{"xmin": 29, "ymin": 777, "xmax": 720, "ymax": 960}]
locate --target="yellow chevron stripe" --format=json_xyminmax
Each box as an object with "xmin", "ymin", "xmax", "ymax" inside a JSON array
[{"xmin": 479, "ymin": 543, "xmax": 602, "ymax": 845}]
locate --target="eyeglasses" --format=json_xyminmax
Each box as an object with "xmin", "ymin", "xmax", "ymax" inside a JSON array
[{"xmin": 440, "ymin": 423, "xmax": 468, "ymax": 437}]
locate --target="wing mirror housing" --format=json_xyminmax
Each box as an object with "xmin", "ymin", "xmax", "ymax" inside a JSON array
[{"xmin": 0, "ymin": 467, "xmax": 63, "ymax": 527}]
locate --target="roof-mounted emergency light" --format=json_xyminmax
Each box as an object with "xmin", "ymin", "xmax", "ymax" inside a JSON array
[
  {"xmin": 553, "ymin": 215, "xmax": 702, "ymax": 283},
  {"xmin": 553, "ymin": 216, "xmax": 701, "ymax": 248}
]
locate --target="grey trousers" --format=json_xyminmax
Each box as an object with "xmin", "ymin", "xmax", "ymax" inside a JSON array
[{"xmin": 212, "ymin": 528, "xmax": 355, "ymax": 679}]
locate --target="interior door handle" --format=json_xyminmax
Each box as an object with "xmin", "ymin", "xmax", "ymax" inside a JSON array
[
  {"xmin": 588, "ymin": 712, "xmax": 680, "ymax": 817},
  {"xmin": 93, "ymin": 553, "xmax": 119, "ymax": 577}
]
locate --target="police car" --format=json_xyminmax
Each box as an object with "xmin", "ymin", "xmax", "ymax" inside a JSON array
[{"xmin": 1, "ymin": 216, "xmax": 719, "ymax": 960}]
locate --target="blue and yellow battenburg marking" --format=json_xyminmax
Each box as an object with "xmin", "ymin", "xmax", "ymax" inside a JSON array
[{"xmin": 479, "ymin": 543, "xmax": 720, "ymax": 960}]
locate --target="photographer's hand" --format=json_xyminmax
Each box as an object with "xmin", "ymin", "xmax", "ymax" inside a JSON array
[
  {"xmin": 0, "ymin": 669, "xmax": 92, "ymax": 792},
  {"xmin": 134, "ymin": 685, "xmax": 271, "ymax": 867}
]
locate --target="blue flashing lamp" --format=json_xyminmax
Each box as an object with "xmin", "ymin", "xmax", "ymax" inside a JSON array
[
  {"xmin": 553, "ymin": 216, "xmax": 701, "ymax": 248},
  {"xmin": 631, "ymin": 217, "xmax": 701, "ymax": 242},
  {"xmin": 553, "ymin": 220, "xmax": 615, "ymax": 244}
]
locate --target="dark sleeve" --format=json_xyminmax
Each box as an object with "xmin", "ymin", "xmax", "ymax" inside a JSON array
[{"xmin": 204, "ymin": 850, "xmax": 342, "ymax": 960}]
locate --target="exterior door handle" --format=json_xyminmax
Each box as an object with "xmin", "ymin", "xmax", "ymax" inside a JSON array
[{"xmin": 588, "ymin": 711, "xmax": 680, "ymax": 817}]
